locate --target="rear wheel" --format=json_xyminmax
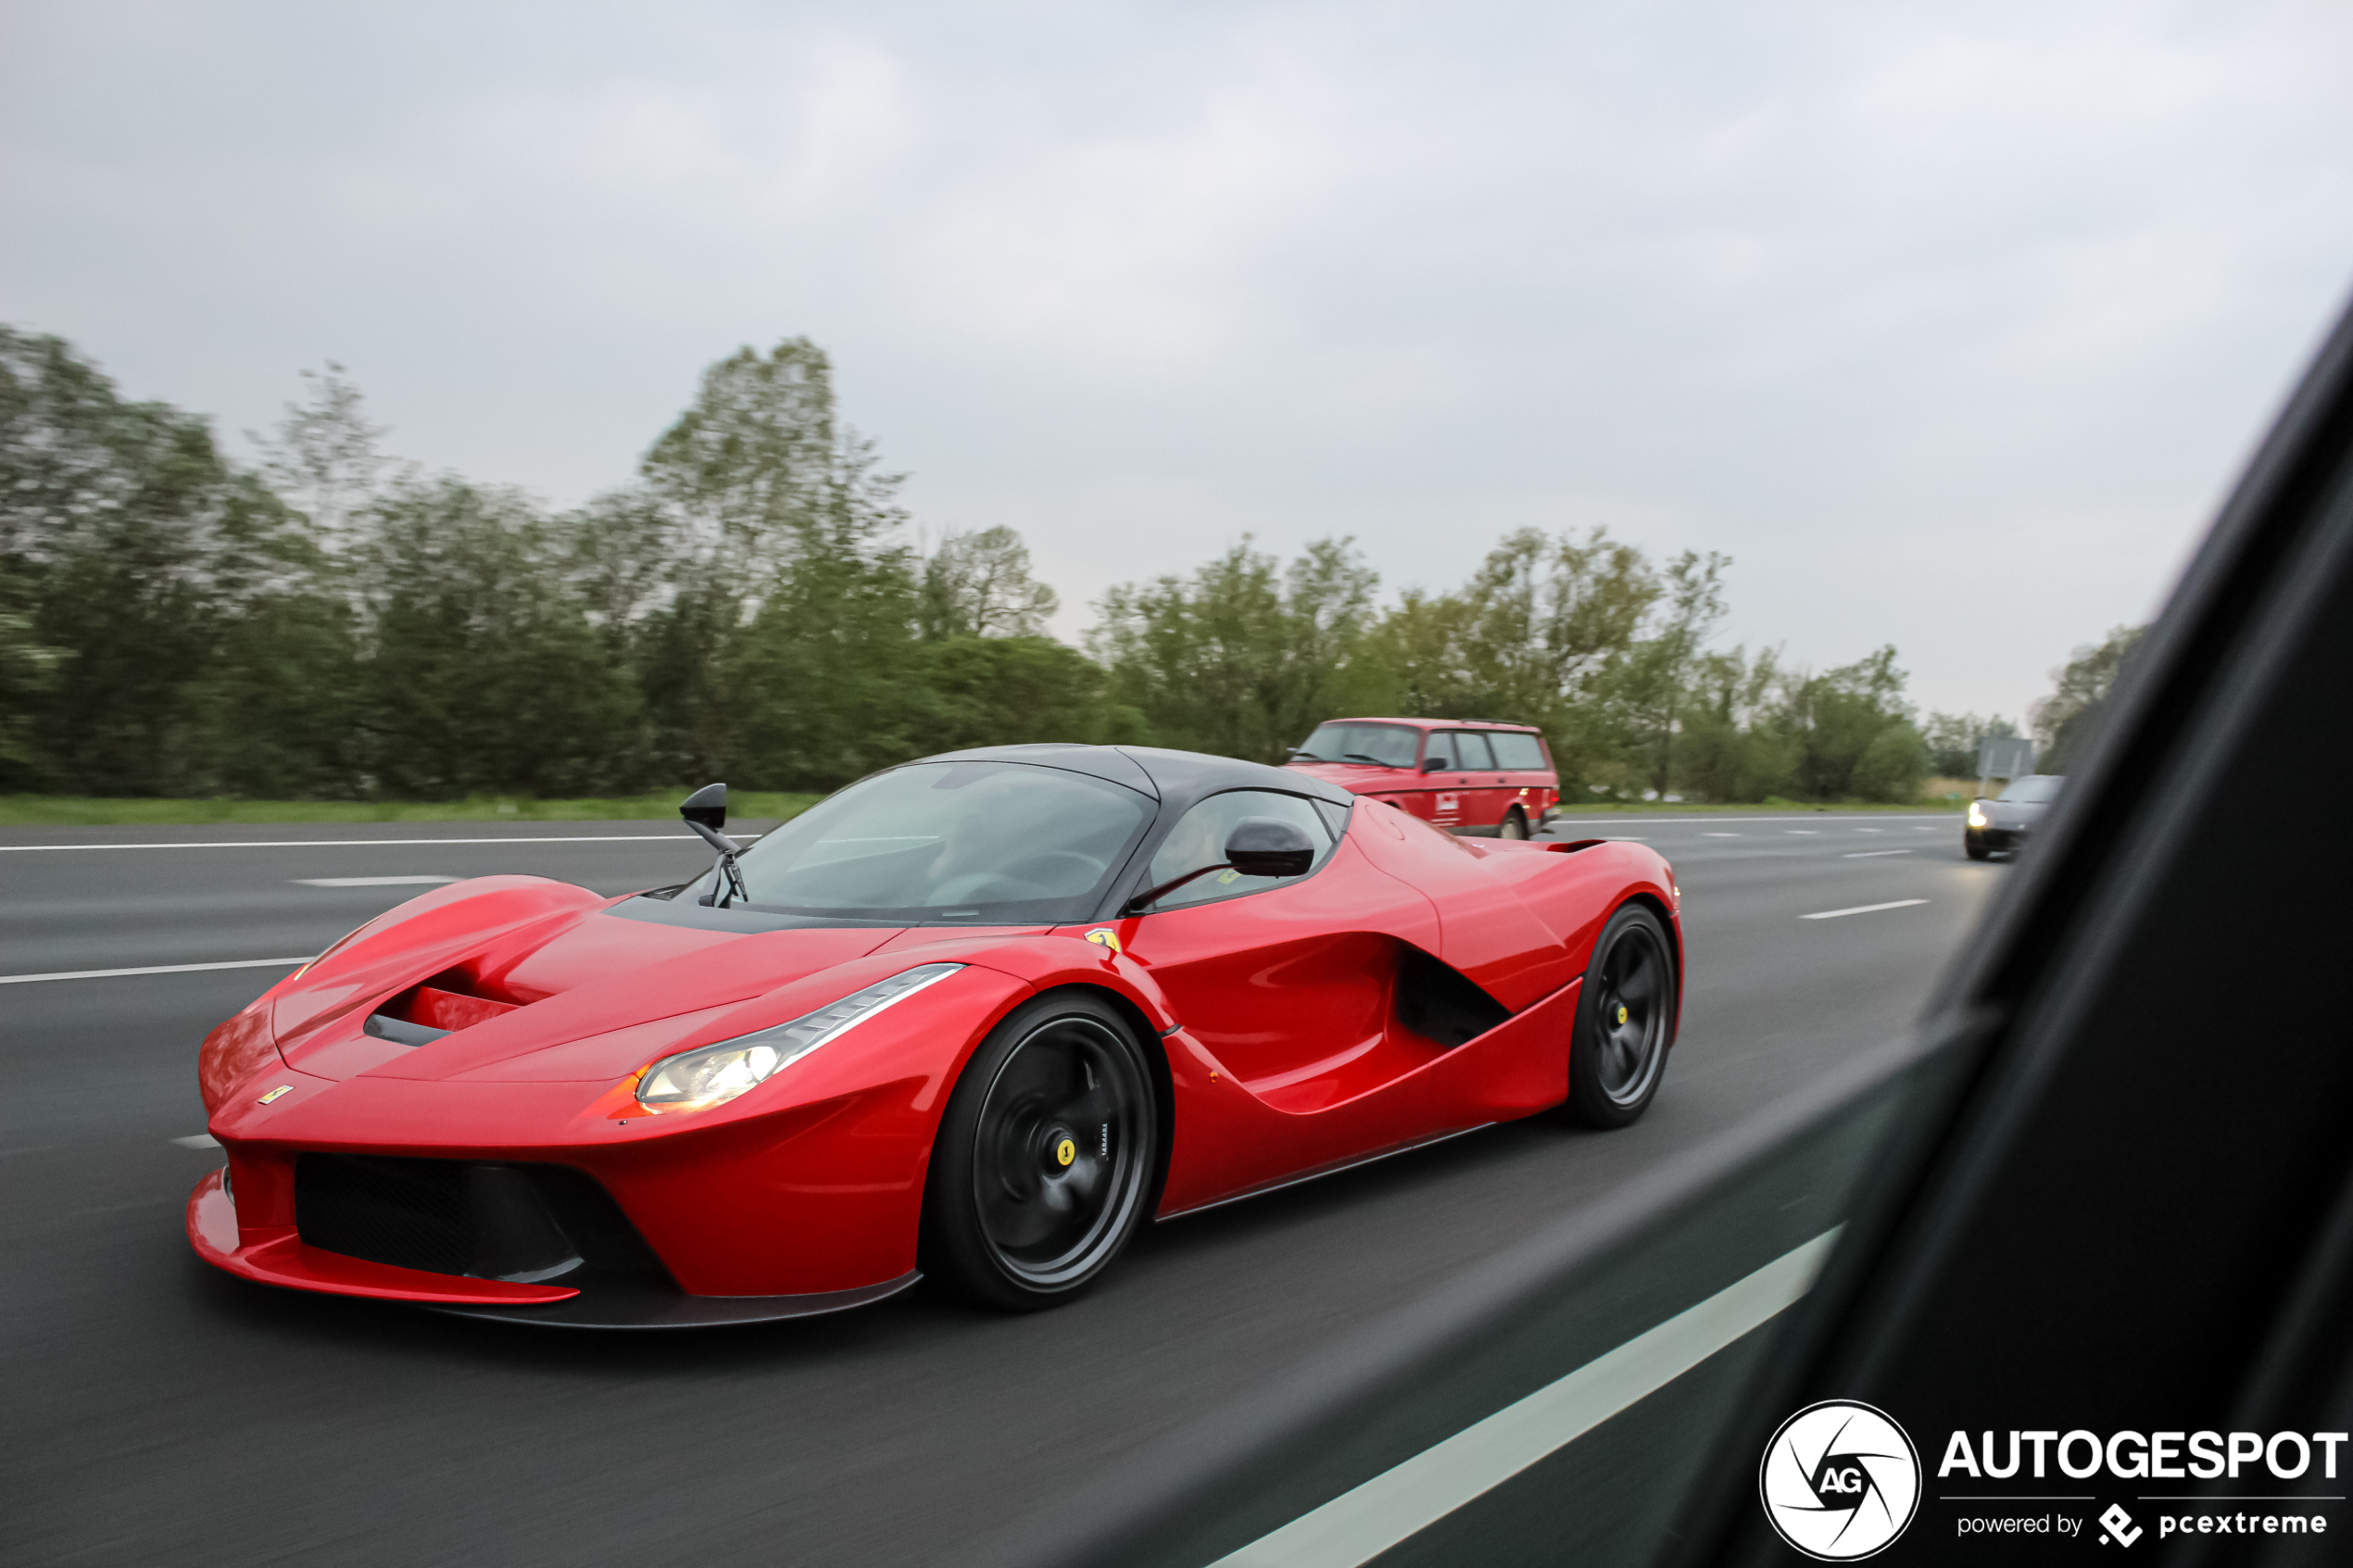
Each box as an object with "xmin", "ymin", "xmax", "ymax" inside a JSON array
[
  {"xmin": 922, "ymin": 992, "xmax": 1157, "ymax": 1311},
  {"xmin": 1563, "ymin": 904, "xmax": 1676, "ymax": 1128},
  {"xmin": 1500, "ymin": 808, "xmax": 1529, "ymax": 840}
]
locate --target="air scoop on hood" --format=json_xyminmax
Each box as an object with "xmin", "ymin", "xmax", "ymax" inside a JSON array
[
  {"xmin": 364, "ymin": 982, "xmax": 522, "ymax": 1048},
  {"xmin": 361, "ymin": 918, "xmax": 905, "ymax": 1082}
]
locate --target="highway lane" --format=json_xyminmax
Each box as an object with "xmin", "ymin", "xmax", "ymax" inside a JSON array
[{"xmin": 4, "ymin": 812, "xmax": 1996, "ymax": 1566}]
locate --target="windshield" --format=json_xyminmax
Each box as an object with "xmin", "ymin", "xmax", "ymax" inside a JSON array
[
  {"xmin": 695, "ymin": 761, "xmax": 1153, "ymax": 923},
  {"xmin": 1997, "ymin": 774, "xmax": 2063, "ymax": 803},
  {"xmin": 1294, "ymin": 721, "xmax": 1421, "ymax": 769}
]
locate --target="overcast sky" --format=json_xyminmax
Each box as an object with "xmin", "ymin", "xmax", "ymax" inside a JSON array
[{"xmin": 6, "ymin": 1, "xmax": 2350, "ymax": 722}]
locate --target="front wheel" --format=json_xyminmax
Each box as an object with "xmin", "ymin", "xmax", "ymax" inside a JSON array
[
  {"xmin": 1562, "ymin": 903, "xmax": 1677, "ymax": 1128},
  {"xmin": 1965, "ymin": 834, "xmax": 1992, "ymax": 861},
  {"xmin": 1499, "ymin": 808, "xmax": 1529, "ymax": 840},
  {"xmin": 922, "ymin": 992, "xmax": 1158, "ymax": 1311}
]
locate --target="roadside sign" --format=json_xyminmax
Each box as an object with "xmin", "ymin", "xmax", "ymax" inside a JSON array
[{"xmin": 1977, "ymin": 735, "xmax": 2035, "ymax": 782}]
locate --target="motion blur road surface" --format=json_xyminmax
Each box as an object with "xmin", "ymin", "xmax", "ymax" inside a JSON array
[{"xmin": 6, "ymin": 811, "xmax": 1998, "ymax": 1566}]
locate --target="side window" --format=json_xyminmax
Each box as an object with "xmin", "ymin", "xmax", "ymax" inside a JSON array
[
  {"xmin": 1144, "ymin": 791, "xmax": 1337, "ymax": 910},
  {"xmin": 1422, "ymin": 733, "xmax": 1455, "ymax": 771},
  {"xmin": 1488, "ymin": 732, "xmax": 1547, "ymax": 771},
  {"xmin": 1450, "ymin": 732, "xmax": 1495, "ymax": 771}
]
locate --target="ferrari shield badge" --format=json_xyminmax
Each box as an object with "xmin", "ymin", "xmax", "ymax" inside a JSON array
[
  {"xmin": 1083, "ymin": 928, "xmax": 1123, "ymax": 955},
  {"xmin": 258, "ymin": 1085, "xmax": 294, "ymax": 1104}
]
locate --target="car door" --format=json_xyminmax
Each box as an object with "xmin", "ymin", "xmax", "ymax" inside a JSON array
[
  {"xmin": 1417, "ymin": 730, "xmax": 1469, "ymax": 829},
  {"xmin": 1483, "ymin": 729, "xmax": 1552, "ymax": 830},
  {"xmin": 1114, "ymin": 789, "xmax": 1476, "ymax": 1206},
  {"xmin": 1446, "ymin": 730, "xmax": 1506, "ymax": 832}
]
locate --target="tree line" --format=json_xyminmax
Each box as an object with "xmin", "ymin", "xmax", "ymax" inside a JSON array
[{"xmin": 4, "ymin": 325, "xmax": 2106, "ymax": 806}]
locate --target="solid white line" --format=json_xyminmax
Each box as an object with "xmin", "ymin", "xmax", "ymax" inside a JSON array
[
  {"xmin": 0, "ymin": 834, "xmax": 736, "ymax": 852},
  {"xmin": 1212, "ymin": 1231, "xmax": 1841, "ymax": 1568},
  {"xmin": 294, "ymin": 875, "xmax": 459, "ymax": 887},
  {"xmin": 1801, "ymin": 899, "xmax": 1929, "ymax": 920},
  {"xmin": 1841, "ymin": 849, "xmax": 1912, "ymax": 859},
  {"xmin": 0, "ymin": 956, "xmax": 313, "ymax": 986},
  {"xmin": 170, "ymin": 1134, "xmax": 220, "ymax": 1149}
]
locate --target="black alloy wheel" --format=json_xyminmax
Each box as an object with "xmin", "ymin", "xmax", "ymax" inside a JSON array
[
  {"xmin": 1965, "ymin": 833, "xmax": 1993, "ymax": 861},
  {"xmin": 922, "ymin": 992, "xmax": 1158, "ymax": 1310},
  {"xmin": 1562, "ymin": 902, "xmax": 1676, "ymax": 1128},
  {"xmin": 1499, "ymin": 809, "xmax": 1529, "ymax": 840}
]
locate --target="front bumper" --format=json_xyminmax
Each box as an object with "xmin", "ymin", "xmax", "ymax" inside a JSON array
[
  {"xmin": 1968, "ymin": 826, "xmax": 2031, "ymax": 851},
  {"xmin": 187, "ymin": 1163, "xmax": 921, "ymax": 1328}
]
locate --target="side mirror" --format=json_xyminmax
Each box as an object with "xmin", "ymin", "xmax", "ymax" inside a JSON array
[
  {"xmin": 1420, "ymin": 756, "xmax": 1448, "ymax": 774},
  {"xmin": 1224, "ymin": 817, "xmax": 1315, "ymax": 878},
  {"xmin": 679, "ymin": 782, "xmax": 727, "ymax": 833}
]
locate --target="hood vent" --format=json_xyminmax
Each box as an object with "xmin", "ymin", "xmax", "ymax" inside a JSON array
[{"xmin": 364, "ymin": 973, "xmax": 523, "ymax": 1048}]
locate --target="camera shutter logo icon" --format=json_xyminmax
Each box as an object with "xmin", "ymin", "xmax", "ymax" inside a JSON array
[{"xmin": 1758, "ymin": 1400, "xmax": 1922, "ymax": 1560}]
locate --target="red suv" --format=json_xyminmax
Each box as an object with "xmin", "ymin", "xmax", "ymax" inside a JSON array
[{"xmin": 1285, "ymin": 717, "xmax": 1559, "ymax": 839}]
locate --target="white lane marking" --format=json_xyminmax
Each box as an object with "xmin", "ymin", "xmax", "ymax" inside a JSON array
[
  {"xmin": 0, "ymin": 956, "xmax": 313, "ymax": 986},
  {"xmin": 294, "ymin": 875, "xmax": 459, "ymax": 887},
  {"xmin": 1702, "ymin": 832, "xmax": 1740, "ymax": 837},
  {"xmin": 1786, "ymin": 830, "xmax": 1818, "ymax": 835},
  {"xmin": 1854, "ymin": 828, "xmax": 1883, "ymax": 834},
  {"xmin": 0, "ymin": 834, "xmax": 758, "ymax": 853},
  {"xmin": 1213, "ymin": 1231, "xmax": 1841, "ymax": 1568},
  {"xmin": 1842, "ymin": 849, "xmax": 1912, "ymax": 859},
  {"xmin": 1801, "ymin": 899, "xmax": 1929, "ymax": 920},
  {"xmin": 170, "ymin": 1134, "xmax": 220, "ymax": 1149}
]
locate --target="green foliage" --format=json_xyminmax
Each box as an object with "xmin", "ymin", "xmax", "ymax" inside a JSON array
[
  {"xmin": 1089, "ymin": 536, "xmax": 1384, "ymax": 762},
  {"xmin": 919, "ymin": 526, "xmax": 1059, "ymax": 640},
  {"xmin": 1920, "ymin": 710, "xmax": 2019, "ymax": 779},
  {"xmin": 0, "ymin": 321, "xmax": 1967, "ymax": 811},
  {"xmin": 2032, "ymin": 624, "xmax": 2145, "ymax": 771}
]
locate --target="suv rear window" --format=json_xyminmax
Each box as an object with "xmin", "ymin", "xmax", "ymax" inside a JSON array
[{"xmin": 1488, "ymin": 732, "xmax": 1547, "ymax": 770}]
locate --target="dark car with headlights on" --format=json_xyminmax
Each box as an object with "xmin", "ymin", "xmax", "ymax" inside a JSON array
[{"xmin": 1965, "ymin": 773, "xmax": 2061, "ymax": 859}]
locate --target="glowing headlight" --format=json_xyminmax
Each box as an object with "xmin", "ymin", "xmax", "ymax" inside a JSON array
[
  {"xmin": 634, "ymin": 963, "xmax": 963, "ymax": 1110},
  {"xmin": 1967, "ymin": 802, "xmax": 1988, "ymax": 827}
]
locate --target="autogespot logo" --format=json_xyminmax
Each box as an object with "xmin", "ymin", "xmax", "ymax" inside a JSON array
[{"xmin": 1760, "ymin": 1400, "xmax": 1923, "ymax": 1561}]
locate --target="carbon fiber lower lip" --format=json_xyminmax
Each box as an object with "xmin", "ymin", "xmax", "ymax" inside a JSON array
[{"xmin": 428, "ymin": 1269, "xmax": 922, "ymax": 1328}]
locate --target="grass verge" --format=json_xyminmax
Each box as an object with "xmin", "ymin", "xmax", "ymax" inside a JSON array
[{"xmin": 0, "ymin": 792, "xmax": 824, "ymax": 828}]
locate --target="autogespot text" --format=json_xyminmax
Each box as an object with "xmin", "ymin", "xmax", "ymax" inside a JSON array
[{"xmin": 1938, "ymin": 1428, "xmax": 2347, "ymax": 1482}]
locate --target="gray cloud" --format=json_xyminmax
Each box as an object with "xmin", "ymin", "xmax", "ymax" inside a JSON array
[{"xmin": 6, "ymin": 0, "xmax": 2349, "ymax": 719}]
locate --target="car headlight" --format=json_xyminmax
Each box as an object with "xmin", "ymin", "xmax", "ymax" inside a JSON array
[
  {"xmin": 1967, "ymin": 802, "xmax": 1988, "ymax": 828},
  {"xmin": 634, "ymin": 963, "xmax": 964, "ymax": 1111}
]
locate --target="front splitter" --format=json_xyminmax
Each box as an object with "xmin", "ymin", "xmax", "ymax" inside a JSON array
[{"xmin": 429, "ymin": 1269, "xmax": 923, "ymax": 1329}]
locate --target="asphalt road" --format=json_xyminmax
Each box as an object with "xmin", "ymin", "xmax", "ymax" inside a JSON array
[{"xmin": 3, "ymin": 810, "xmax": 2003, "ymax": 1566}]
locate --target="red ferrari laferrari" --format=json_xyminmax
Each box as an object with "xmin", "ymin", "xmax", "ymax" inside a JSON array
[{"xmin": 187, "ymin": 746, "xmax": 1682, "ymax": 1326}]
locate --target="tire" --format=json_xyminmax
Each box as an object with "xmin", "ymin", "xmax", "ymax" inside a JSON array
[
  {"xmin": 922, "ymin": 991, "xmax": 1158, "ymax": 1311},
  {"xmin": 1499, "ymin": 808, "xmax": 1529, "ymax": 840},
  {"xmin": 1965, "ymin": 834, "xmax": 1992, "ymax": 861},
  {"xmin": 1563, "ymin": 903, "xmax": 1677, "ymax": 1128}
]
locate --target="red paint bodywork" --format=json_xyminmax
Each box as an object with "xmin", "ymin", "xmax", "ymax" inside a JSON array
[
  {"xmin": 188, "ymin": 799, "xmax": 1679, "ymax": 1313},
  {"xmin": 1283, "ymin": 716, "xmax": 1560, "ymax": 834}
]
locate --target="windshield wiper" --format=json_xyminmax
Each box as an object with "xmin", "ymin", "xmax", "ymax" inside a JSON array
[{"xmin": 1340, "ymin": 752, "xmax": 1391, "ymax": 765}]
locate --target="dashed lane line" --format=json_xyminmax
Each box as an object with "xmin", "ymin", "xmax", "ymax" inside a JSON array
[
  {"xmin": 1842, "ymin": 849, "xmax": 1913, "ymax": 858},
  {"xmin": 1801, "ymin": 899, "xmax": 1929, "ymax": 920},
  {"xmin": 0, "ymin": 956, "xmax": 314, "ymax": 986},
  {"xmin": 171, "ymin": 1135, "xmax": 220, "ymax": 1149},
  {"xmin": 0, "ymin": 834, "xmax": 757, "ymax": 852},
  {"xmin": 294, "ymin": 875, "xmax": 459, "ymax": 887}
]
